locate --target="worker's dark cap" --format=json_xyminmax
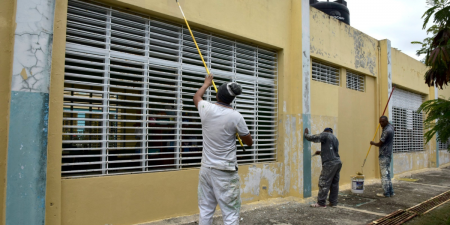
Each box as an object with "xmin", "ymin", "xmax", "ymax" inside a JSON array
[{"xmin": 324, "ymin": 128, "xmax": 333, "ymax": 133}]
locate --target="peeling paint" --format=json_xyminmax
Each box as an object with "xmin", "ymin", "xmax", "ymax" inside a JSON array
[
  {"xmin": 241, "ymin": 165, "xmax": 282, "ymax": 196},
  {"xmin": 11, "ymin": 0, "xmax": 55, "ymax": 93},
  {"xmin": 345, "ymin": 27, "xmax": 377, "ymax": 75},
  {"xmin": 393, "ymin": 152, "xmax": 428, "ymax": 175},
  {"xmin": 310, "ymin": 8, "xmax": 378, "ymax": 76}
]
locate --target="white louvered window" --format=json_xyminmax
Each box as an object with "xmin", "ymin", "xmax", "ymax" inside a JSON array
[
  {"xmin": 312, "ymin": 61, "xmax": 340, "ymax": 86},
  {"xmin": 62, "ymin": 0, "xmax": 278, "ymax": 177},
  {"xmin": 346, "ymin": 71, "xmax": 364, "ymax": 92},
  {"xmin": 391, "ymin": 89, "xmax": 424, "ymax": 153},
  {"xmin": 438, "ymin": 138, "xmax": 450, "ymax": 150}
]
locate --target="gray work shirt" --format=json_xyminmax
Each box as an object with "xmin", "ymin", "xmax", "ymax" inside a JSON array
[
  {"xmin": 304, "ymin": 132, "xmax": 340, "ymax": 164},
  {"xmin": 379, "ymin": 123, "xmax": 394, "ymax": 158}
]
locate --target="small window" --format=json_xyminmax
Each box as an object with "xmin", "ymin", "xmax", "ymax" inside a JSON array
[
  {"xmin": 346, "ymin": 71, "xmax": 364, "ymax": 92},
  {"xmin": 312, "ymin": 61, "xmax": 340, "ymax": 86}
]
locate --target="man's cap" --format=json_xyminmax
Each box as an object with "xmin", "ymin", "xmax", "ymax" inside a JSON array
[{"xmin": 324, "ymin": 128, "xmax": 333, "ymax": 133}]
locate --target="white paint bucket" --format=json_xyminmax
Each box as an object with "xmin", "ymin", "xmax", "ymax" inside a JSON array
[{"xmin": 351, "ymin": 175, "xmax": 365, "ymax": 194}]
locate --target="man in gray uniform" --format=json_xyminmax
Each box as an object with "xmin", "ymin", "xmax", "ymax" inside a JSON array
[
  {"xmin": 370, "ymin": 116, "xmax": 395, "ymax": 197},
  {"xmin": 304, "ymin": 127, "xmax": 342, "ymax": 208}
]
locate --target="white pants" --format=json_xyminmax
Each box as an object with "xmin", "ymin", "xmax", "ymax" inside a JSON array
[{"xmin": 198, "ymin": 167, "xmax": 241, "ymax": 225}]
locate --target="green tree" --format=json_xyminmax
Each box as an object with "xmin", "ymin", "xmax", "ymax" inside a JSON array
[
  {"xmin": 412, "ymin": 0, "xmax": 450, "ymax": 88},
  {"xmin": 417, "ymin": 97, "xmax": 450, "ymax": 151},
  {"xmin": 413, "ymin": 0, "xmax": 450, "ymax": 151}
]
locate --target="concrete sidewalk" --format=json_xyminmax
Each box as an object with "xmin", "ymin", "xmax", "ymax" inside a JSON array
[{"xmin": 142, "ymin": 165, "xmax": 450, "ymax": 225}]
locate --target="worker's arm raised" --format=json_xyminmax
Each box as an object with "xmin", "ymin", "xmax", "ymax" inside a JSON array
[{"xmin": 194, "ymin": 75, "xmax": 214, "ymax": 108}]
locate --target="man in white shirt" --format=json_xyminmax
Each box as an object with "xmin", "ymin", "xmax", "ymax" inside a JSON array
[{"xmin": 194, "ymin": 75, "xmax": 252, "ymax": 225}]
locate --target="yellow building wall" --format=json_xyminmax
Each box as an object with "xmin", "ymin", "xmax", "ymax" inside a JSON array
[
  {"xmin": 310, "ymin": 8, "xmax": 379, "ymax": 77},
  {"xmin": 391, "ymin": 49, "xmax": 429, "ymax": 95},
  {"xmin": 309, "ymin": 9, "xmax": 379, "ymax": 189},
  {"xmin": 337, "ymin": 75, "xmax": 379, "ymax": 181},
  {"xmin": 0, "ymin": 1, "xmax": 16, "ymax": 224},
  {"xmin": 438, "ymin": 87, "xmax": 450, "ymax": 99},
  {"xmin": 42, "ymin": 1, "xmax": 448, "ymax": 224},
  {"xmin": 309, "ymin": 71, "xmax": 378, "ymax": 190},
  {"xmin": 440, "ymin": 151, "xmax": 450, "ymax": 165},
  {"xmin": 46, "ymin": 0, "xmax": 305, "ymax": 224}
]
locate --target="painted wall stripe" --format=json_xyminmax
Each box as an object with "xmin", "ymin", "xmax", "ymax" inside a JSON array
[
  {"xmin": 6, "ymin": 0, "xmax": 56, "ymax": 224},
  {"xmin": 6, "ymin": 92, "xmax": 49, "ymax": 225},
  {"xmin": 435, "ymin": 84, "xmax": 439, "ymax": 167},
  {"xmin": 302, "ymin": 0, "xmax": 312, "ymax": 198}
]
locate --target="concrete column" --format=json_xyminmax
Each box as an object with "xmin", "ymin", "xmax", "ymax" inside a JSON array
[
  {"xmin": 301, "ymin": 0, "xmax": 312, "ymax": 198},
  {"xmin": 378, "ymin": 40, "xmax": 393, "ymax": 174},
  {"xmin": 5, "ymin": 0, "xmax": 56, "ymax": 224}
]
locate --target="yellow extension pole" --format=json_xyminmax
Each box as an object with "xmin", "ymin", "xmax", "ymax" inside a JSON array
[
  {"xmin": 176, "ymin": 0, "xmax": 217, "ymax": 92},
  {"xmin": 361, "ymin": 123, "xmax": 381, "ymax": 169},
  {"xmin": 361, "ymin": 86, "xmax": 396, "ymax": 173},
  {"xmin": 176, "ymin": 0, "xmax": 246, "ymax": 151}
]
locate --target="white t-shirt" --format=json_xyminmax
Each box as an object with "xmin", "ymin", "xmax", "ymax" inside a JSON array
[{"xmin": 197, "ymin": 100, "xmax": 250, "ymax": 171}]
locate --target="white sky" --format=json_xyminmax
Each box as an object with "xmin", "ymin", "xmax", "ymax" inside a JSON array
[{"xmin": 345, "ymin": 0, "xmax": 430, "ymax": 61}]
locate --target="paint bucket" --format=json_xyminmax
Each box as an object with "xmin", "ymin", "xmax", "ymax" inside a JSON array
[{"xmin": 351, "ymin": 175, "xmax": 365, "ymax": 194}]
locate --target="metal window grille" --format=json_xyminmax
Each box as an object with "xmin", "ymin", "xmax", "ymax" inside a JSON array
[
  {"xmin": 438, "ymin": 138, "xmax": 450, "ymax": 150},
  {"xmin": 62, "ymin": 0, "xmax": 278, "ymax": 177},
  {"xmin": 346, "ymin": 71, "xmax": 364, "ymax": 92},
  {"xmin": 391, "ymin": 89, "xmax": 424, "ymax": 153},
  {"xmin": 312, "ymin": 61, "xmax": 340, "ymax": 86}
]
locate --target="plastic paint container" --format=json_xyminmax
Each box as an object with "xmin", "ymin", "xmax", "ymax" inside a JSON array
[{"xmin": 351, "ymin": 175, "xmax": 365, "ymax": 194}]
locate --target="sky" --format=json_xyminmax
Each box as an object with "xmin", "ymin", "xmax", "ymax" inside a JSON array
[{"xmin": 344, "ymin": 0, "xmax": 430, "ymax": 61}]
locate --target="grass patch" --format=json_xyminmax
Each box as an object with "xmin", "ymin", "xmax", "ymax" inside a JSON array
[{"xmin": 406, "ymin": 201, "xmax": 450, "ymax": 225}]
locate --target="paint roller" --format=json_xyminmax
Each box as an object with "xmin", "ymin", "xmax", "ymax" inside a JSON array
[
  {"xmin": 359, "ymin": 86, "xmax": 396, "ymax": 175},
  {"xmin": 175, "ymin": 0, "xmax": 246, "ymax": 152}
]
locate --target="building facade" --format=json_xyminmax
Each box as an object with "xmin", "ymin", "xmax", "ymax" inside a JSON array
[{"xmin": 1, "ymin": 0, "xmax": 450, "ymax": 224}]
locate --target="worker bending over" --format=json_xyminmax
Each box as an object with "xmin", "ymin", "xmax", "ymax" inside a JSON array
[
  {"xmin": 194, "ymin": 75, "xmax": 253, "ymax": 225},
  {"xmin": 370, "ymin": 116, "xmax": 395, "ymax": 198},
  {"xmin": 304, "ymin": 127, "xmax": 342, "ymax": 208}
]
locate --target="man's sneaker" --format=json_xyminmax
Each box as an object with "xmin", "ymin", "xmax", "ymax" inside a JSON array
[
  {"xmin": 328, "ymin": 204, "xmax": 337, "ymax": 208},
  {"xmin": 310, "ymin": 203, "xmax": 326, "ymax": 208},
  {"xmin": 376, "ymin": 193, "xmax": 390, "ymax": 197}
]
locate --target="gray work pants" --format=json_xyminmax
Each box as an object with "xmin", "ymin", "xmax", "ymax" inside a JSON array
[
  {"xmin": 379, "ymin": 156, "xmax": 394, "ymax": 197},
  {"xmin": 198, "ymin": 167, "xmax": 241, "ymax": 225},
  {"xmin": 318, "ymin": 160, "xmax": 342, "ymax": 206}
]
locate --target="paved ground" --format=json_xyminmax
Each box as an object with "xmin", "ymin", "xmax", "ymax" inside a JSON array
[{"xmin": 143, "ymin": 166, "xmax": 450, "ymax": 225}]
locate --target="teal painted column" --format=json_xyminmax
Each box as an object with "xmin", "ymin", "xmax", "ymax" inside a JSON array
[
  {"xmin": 435, "ymin": 84, "xmax": 439, "ymax": 168},
  {"xmin": 5, "ymin": 0, "xmax": 56, "ymax": 224},
  {"xmin": 301, "ymin": 0, "xmax": 312, "ymax": 198}
]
